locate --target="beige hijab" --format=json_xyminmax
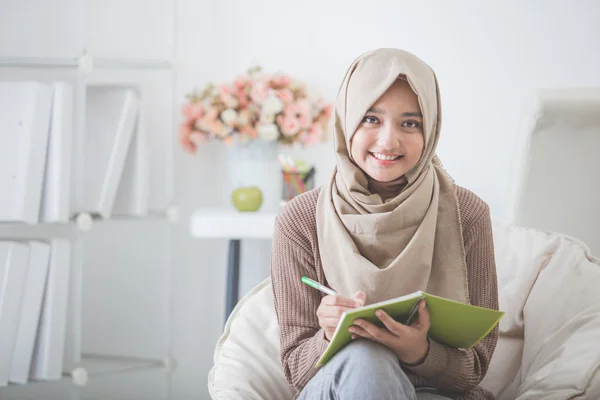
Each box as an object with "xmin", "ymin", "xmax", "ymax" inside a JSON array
[{"xmin": 316, "ymin": 48, "xmax": 470, "ymax": 305}]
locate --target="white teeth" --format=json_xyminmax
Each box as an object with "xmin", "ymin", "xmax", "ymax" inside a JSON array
[{"xmin": 372, "ymin": 152, "xmax": 400, "ymax": 161}]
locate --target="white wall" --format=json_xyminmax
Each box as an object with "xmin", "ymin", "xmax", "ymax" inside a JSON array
[{"xmin": 172, "ymin": 0, "xmax": 600, "ymax": 398}]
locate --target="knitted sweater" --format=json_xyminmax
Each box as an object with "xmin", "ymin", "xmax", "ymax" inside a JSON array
[{"xmin": 270, "ymin": 186, "xmax": 499, "ymax": 400}]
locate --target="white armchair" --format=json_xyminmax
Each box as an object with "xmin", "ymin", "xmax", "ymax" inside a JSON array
[{"xmin": 208, "ymin": 225, "xmax": 600, "ymax": 399}]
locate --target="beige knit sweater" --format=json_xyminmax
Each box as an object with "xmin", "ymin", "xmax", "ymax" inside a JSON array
[{"xmin": 270, "ymin": 186, "xmax": 499, "ymax": 400}]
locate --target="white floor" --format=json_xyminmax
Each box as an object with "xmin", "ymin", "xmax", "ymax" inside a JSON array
[{"xmin": 0, "ymin": 357, "xmax": 208, "ymax": 400}]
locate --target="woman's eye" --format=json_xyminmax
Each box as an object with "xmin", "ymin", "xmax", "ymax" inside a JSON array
[
  {"xmin": 402, "ymin": 121, "xmax": 421, "ymax": 129},
  {"xmin": 363, "ymin": 116, "xmax": 379, "ymax": 124}
]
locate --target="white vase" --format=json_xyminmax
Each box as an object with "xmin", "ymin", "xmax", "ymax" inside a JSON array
[{"xmin": 226, "ymin": 140, "xmax": 281, "ymax": 212}]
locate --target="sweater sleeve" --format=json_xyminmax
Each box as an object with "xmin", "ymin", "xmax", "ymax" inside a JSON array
[
  {"xmin": 270, "ymin": 214, "xmax": 329, "ymax": 391},
  {"xmin": 405, "ymin": 206, "xmax": 500, "ymax": 394}
]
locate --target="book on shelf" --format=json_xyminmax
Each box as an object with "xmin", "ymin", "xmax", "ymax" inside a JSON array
[
  {"xmin": 0, "ymin": 241, "xmax": 30, "ymax": 386},
  {"xmin": 30, "ymin": 239, "xmax": 71, "ymax": 381},
  {"xmin": 113, "ymin": 112, "xmax": 150, "ymax": 217},
  {"xmin": 41, "ymin": 82, "xmax": 74, "ymax": 224},
  {"xmin": 81, "ymin": 86, "xmax": 139, "ymax": 219},
  {"xmin": 0, "ymin": 81, "xmax": 53, "ymax": 224},
  {"xmin": 10, "ymin": 241, "xmax": 51, "ymax": 384}
]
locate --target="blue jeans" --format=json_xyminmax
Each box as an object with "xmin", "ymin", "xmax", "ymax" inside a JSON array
[{"xmin": 299, "ymin": 340, "xmax": 452, "ymax": 400}]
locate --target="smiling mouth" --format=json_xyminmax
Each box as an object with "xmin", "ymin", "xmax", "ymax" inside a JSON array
[{"xmin": 369, "ymin": 152, "xmax": 404, "ymax": 162}]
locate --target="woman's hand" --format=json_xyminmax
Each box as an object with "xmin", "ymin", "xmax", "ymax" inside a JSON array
[
  {"xmin": 348, "ymin": 299, "xmax": 431, "ymax": 365},
  {"xmin": 317, "ymin": 291, "xmax": 366, "ymax": 341}
]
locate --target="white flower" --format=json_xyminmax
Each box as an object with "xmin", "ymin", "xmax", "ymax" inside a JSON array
[
  {"xmin": 289, "ymin": 79, "xmax": 303, "ymax": 91},
  {"xmin": 221, "ymin": 108, "xmax": 238, "ymax": 126},
  {"xmin": 260, "ymin": 112, "xmax": 275, "ymax": 124},
  {"xmin": 237, "ymin": 112, "xmax": 250, "ymax": 126},
  {"xmin": 262, "ymin": 95, "xmax": 284, "ymax": 115},
  {"xmin": 257, "ymin": 123, "xmax": 279, "ymax": 142}
]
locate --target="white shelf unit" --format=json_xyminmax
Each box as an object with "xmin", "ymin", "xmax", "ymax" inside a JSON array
[{"xmin": 0, "ymin": 0, "xmax": 177, "ymax": 391}]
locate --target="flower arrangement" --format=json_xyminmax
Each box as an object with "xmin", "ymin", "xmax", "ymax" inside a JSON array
[{"xmin": 179, "ymin": 66, "xmax": 333, "ymax": 153}]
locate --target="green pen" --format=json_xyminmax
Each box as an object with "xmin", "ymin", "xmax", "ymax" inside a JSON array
[{"xmin": 301, "ymin": 276, "xmax": 338, "ymax": 296}]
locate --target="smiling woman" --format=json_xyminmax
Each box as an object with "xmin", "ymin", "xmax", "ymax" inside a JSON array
[
  {"xmin": 350, "ymin": 76, "xmax": 425, "ymax": 192},
  {"xmin": 270, "ymin": 48, "xmax": 499, "ymax": 400}
]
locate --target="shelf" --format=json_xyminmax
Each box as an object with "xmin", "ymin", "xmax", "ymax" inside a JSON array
[
  {"xmin": 0, "ymin": 222, "xmax": 81, "ymax": 240},
  {"xmin": 0, "ymin": 209, "xmax": 177, "ymax": 239},
  {"xmin": 0, "ymin": 356, "xmax": 168, "ymax": 399},
  {"xmin": 77, "ymin": 354, "xmax": 161, "ymax": 376},
  {"xmin": 0, "ymin": 57, "xmax": 80, "ymax": 68}
]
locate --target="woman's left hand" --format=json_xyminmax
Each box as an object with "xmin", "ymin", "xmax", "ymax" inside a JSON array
[{"xmin": 348, "ymin": 299, "xmax": 430, "ymax": 365}]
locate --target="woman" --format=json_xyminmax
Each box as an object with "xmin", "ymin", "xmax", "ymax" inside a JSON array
[{"xmin": 271, "ymin": 48, "xmax": 499, "ymax": 400}]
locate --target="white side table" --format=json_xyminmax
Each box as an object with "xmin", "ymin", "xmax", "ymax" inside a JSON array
[{"xmin": 190, "ymin": 208, "xmax": 277, "ymax": 320}]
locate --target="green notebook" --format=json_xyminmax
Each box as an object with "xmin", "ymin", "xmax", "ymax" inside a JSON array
[{"xmin": 315, "ymin": 291, "xmax": 504, "ymax": 367}]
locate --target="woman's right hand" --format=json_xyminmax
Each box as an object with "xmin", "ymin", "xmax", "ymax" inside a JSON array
[{"xmin": 317, "ymin": 291, "xmax": 366, "ymax": 341}]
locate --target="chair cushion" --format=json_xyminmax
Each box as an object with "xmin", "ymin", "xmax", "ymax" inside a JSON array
[
  {"xmin": 208, "ymin": 278, "xmax": 294, "ymax": 400},
  {"xmin": 209, "ymin": 225, "xmax": 600, "ymax": 399}
]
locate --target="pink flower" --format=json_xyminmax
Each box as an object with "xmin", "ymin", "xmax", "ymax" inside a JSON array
[
  {"xmin": 182, "ymin": 103, "xmax": 204, "ymax": 119},
  {"xmin": 196, "ymin": 108, "xmax": 218, "ymax": 131},
  {"xmin": 322, "ymin": 104, "xmax": 333, "ymax": 119},
  {"xmin": 250, "ymin": 82, "xmax": 269, "ymax": 103},
  {"xmin": 304, "ymin": 123, "xmax": 324, "ymax": 146},
  {"xmin": 205, "ymin": 107, "xmax": 219, "ymax": 120},
  {"xmin": 182, "ymin": 104, "xmax": 194, "ymax": 118},
  {"xmin": 236, "ymin": 90, "xmax": 249, "ymax": 108},
  {"xmin": 298, "ymin": 113, "xmax": 312, "ymax": 129},
  {"xmin": 273, "ymin": 75, "xmax": 292, "ymax": 87},
  {"xmin": 234, "ymin": 76, "xmax": 246, "ymax": 90},
  {"xmin": 221, "ymin": 93, "xmax": 239, "ymax": 108},
  {"xmin": 283, "ymin": 103, "xmax": 297, "ymax": 117},
  {"xmin": 276, "ymin": 114, "xmax": 285, "ymax": 128},
  {"xmin": 281, "ymin": 116, "xmax": 301, "ymax": 137},
  {"xmin": 209, "ymin": 120, "xmax": 228, "ymax": 138},
  {"xmin": 219, "ymin": 83, "xmax": 233, "ymax": 96},
  {"xmin": 296, "ymin": 99, "xmax": 311, "ymax": 116},
  {"xmin": 276, "ymin": 89, "xmax": 294, "ymax": 104},
  {"xmin": 240, "ymin": 124, "xmax": 258, "ymax": 139},
  {"xmin": 296, "ymin": 100, "xmax": 312, "ymax": 128},
  {"xmin": 190, "ymin": 132, "xmax": 207, "ymax": 146},
  {"xmin": 178, "ymin": 124, "xmax": 196, "ymax": 153}
]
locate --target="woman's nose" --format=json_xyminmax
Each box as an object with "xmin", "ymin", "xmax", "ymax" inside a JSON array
[{"xmin": 378, "ymin": 124, "xmax": 399, "ymax": 149}]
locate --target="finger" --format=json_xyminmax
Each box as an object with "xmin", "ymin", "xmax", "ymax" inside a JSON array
[
  {"xmin": 318, "ymin": 317, "xmax": 342, "ymax": 329},
  {"xmin": 414, "ymin": 300, "xmax": 431, "ymax": 330},
  {"xmin": 353, "ymin": 319, "xmax": 395, "ymax": 345},
  {"xmin": 375, "ymin": 310, "xmax": 409, "ymax": 336},
  {"xmin": 348, "ymin": 325, "xmax": 373, "ymax": 340},
  {"xmin": 352, "ymin": 290, "xmax": 367, "ymax": 307},
  {"xmin": 318, "ymin": 305, "xmax": 355, "ymax": 319},
  {"xmin": 322, "ymin": 295, "xmax": 362, "ymax": 308}
]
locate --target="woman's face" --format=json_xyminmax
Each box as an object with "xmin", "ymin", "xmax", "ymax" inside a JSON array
[{"xmin": 350, "ymin": 78, "xmax": 424, "ymax": 183}]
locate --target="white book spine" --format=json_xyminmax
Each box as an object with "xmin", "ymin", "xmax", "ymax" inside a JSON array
[
  {"xmin": 113, "ymin": 111, "xmax": 150, "ymax": 216},
  {"xmin": 19, "ymin": 83, "xmax": 53, "ymax": 224},
  {"xmin": 0, "ymin": 82, "xmax": 52, "ymax": 223},
  {"xmin": 29, "ymin": 239, "xmax": 71, "ymax": 381},
  {"xmin": 0, "ymin": 242, "xmax": 30, "ymax": 386},
  {"xmin": 9, "ymin": 241, "xmax": 51, "ymax": 384},
  {"xmin": 41, "ymin": 82, "xmax": 74, "ymax": 223},
  {"xmin": 98, "ymin": 90, "xmax": 139, "ymax": 218},
  {"xmin": 62, "ymin": 240, "xmax": 82, "ymax": 373}
]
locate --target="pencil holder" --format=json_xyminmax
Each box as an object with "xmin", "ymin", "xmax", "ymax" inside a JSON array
[{"xmin": 281, "ymin": 167, "xmax": 315, "ymax": 202}]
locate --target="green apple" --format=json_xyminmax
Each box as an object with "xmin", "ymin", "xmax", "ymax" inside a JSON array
[{"xmin": 231, "ymin": 186, "xmax": 263, "ymax": 212}]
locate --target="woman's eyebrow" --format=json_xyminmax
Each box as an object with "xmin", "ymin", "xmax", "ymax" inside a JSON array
[
  {"xmin": 401, "ymin": 111, "xmax": 423, "ymax": 117},
  {"xmin": 367, "ymin": 107, "xmax": 422, "ymax": 118}
]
